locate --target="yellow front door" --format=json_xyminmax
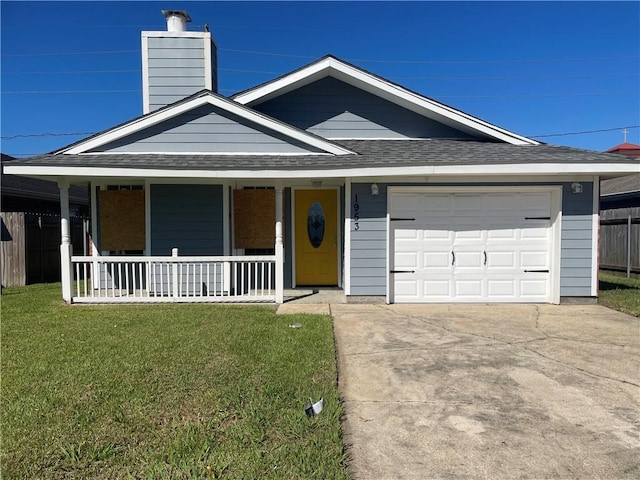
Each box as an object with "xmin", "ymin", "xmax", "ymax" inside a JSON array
[{"xmin": 295, "ymin": 189, "xmax": 338, "ymax": 286}]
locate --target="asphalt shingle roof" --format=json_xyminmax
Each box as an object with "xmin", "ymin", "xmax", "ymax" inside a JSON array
[
  {"xmin": 12, "ymin": 140, "xmax": 640, "ymax": 172},
  {"xmin": 600, "ymin": 174, "xmax": 640, "ymax": 196}
]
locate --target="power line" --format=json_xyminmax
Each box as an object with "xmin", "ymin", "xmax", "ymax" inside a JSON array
[
  {"xmin": 3, "ymin": 46, "xmax": 637, "ymax": 64},
  {"xmin": 2, "ymin": 132, "xmax": 97, "ymax": 140},
  {"xmin": 2, "ymin": 69, "xmax": 141, "ymax": 75},
  {"xmin": 2, "ymin": 50, "xmax": 139, "ymax": 57},
  {"xmin": 3, "ymin": 69, "xmax": 638, "ymax": 82},
  {"xmin": 4, "ymin": 126, "xmax": 639, "ymax": 143},
  {"xmin": 4, "ymin": 88, "xmax": 636, "ymax": 98},
  {"xmin": 220, "ymin": 48, "xmax": 639, "ymax": 65},
  {"xmin": 530, "ymin": 126, "xmax": 640, "ymax": 138},
  {"xmin": 2, "ymin": 90, "xmax": 139, "ymax": 94}
]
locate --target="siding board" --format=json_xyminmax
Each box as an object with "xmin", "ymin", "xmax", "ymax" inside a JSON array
[
  {"xmin": 91, "ymin": 105, "xmax": 325, "ymax": 154},
  {"xmin": 254, "ymin": 76, "xmax": 475, "ymax": 139},
  {"xmin": 150, "ymin": 185, "xmax": 223, "ymax": 255}
]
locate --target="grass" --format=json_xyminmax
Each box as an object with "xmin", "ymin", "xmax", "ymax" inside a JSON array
[
  {"xmin": 1, "ymin": 283, "xmax": 349, "ymax": 479},
  {"xmin": 598, "ymin": 272, "xmax": 640, "ymax": 317}
]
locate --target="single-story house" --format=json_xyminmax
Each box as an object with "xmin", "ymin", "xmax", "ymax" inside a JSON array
[{"xmin": 5, "ymin": 10, "xmax": 639, "ymax": 304}]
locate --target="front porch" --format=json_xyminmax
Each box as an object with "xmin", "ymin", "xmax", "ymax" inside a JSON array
[{"xmin": 70, "ymin": 251, "xmax": 282, "ymax": 303}]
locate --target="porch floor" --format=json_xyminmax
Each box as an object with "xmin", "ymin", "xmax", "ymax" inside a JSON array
[{"xmin": 283, "ymin": 287, "xmax": 346, "ymax": 304}]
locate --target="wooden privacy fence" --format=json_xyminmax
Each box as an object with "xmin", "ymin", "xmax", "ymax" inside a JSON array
[
  {"xmin": 599, "ymin": 207, "xmax": 640, "ymax": 277},
  {"xmin": 1, "ymin": 212, "xmax": 88, "ymax": 287}
]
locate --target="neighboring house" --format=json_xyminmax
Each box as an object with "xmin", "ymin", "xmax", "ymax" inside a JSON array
[
  {"xmin": 1, "ymin": 154, "xmax": 89, "ymax": 287},
  {"xmin": 5, "ymin": 11, "xmax": 639, "ymax": 304},
  {"xmin": 599, "ymin": 144, "xmax": 640, "ymax": 276}
]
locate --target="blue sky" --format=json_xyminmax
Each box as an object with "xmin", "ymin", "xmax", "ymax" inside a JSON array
[{"xmin": 1, "ymin": 1, "xmax": 639, "ymax": 157}]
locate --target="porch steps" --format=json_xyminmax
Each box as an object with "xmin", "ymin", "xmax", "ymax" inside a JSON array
[
  {"xmin": 283, "ymin": 288, "xmax": 346, "ymax": 304},
  {"xmin": 277, "ymin": 288, "xmax": 346, "ymax": 315}
]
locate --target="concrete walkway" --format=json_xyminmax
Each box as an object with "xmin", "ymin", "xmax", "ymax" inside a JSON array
[{"xmin": 332, "ymin": 304, "xmax": 640, "ymax": 479}]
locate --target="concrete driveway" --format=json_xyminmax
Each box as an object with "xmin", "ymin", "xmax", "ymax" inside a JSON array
[{"xmin": 332, "ymin": 304, "xmax": 640, "ymax": 479}]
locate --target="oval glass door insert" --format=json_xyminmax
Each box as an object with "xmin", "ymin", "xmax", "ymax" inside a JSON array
[{"xmin": 307, "ymin": 201, "xmax": 325, "ymax": 248}]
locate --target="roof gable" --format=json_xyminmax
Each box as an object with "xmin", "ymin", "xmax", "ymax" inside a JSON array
[
  {"xmin": 59, "ymin": 90, "xmax": 354, "ymax": 156},
  {"xmin": 249, "ymin": 76, "xmax": 477, "ymax": 140},
  {"xmin": 232, "ymin": 56, "xmax": 539, "ymax": 146}
]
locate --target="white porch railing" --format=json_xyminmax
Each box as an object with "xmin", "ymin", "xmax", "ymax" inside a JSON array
[{"xmin": 71, "ymin": 254, "xmax": 278, "ymax": 303}]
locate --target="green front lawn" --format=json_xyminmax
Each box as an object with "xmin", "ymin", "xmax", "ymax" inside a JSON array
[
  {"xmin": 599, "ymin": 272, "xmax": 640, "ymax": 317},
  {"xmin": 1, "ymin": 284, "xmax": 349, "ymax": 479}
]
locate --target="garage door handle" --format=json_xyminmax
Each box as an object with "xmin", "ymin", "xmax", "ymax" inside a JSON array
[
  {"xmin": 451, "ymin": 251, "xmax": 455, "ymax": 266},
  {"xmin": 524, "ymin": 269, "xmax": 549, "ymax": 273},
  {"xmin": 483, "ymin": 251, "xmax": 487, "ymax": 266},
  {"xmin": 390, "ymin": 270, "xmax": 415, "ymax": 274}
]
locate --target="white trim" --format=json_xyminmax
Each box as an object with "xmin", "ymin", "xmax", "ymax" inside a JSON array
[
  {"xmin": 90, "ymin": 182, "xmax": 99, "ymax": 256},
  {"xmin": 142, "ymin": 31, "xmax": 212, "ymax": 39},
  {"xmin": 203, "ymin": 36, "xmax": 213, "ymax": 91},
  {"xmin": 233, "ymin": 57, "xmax": 538, "ymax": 146},
  {"xmin": 344, "ymin": 178, "xmax": 352, "ymax": 295},
  {"xmin": 141, "ymin": 35, "xmax": 150, "ymax": 114},
  {"xmin": 7, "ymin": 162, "xmax": 639, "ymax": 180},
  {"xmin": 591, "ymin": 176, "xmax": 600, "ymax": 297},
  {"xmin": 550, "ymin": 187, "xmax": 562, "ymax": 305},
  {"xmin": 385, "ymin": 197, "xmax": 391, "ymax": 305},
  {"xmin": 58, "ymin": 93, "xmax": 354, "ymax": 156},
  {"xmin": 74, "ymin": 151, "xmax": 335, "ymax": 156},
  {"xmin": 386, "ymin": 185, "xmax": 562, "ymax": 304},
  {"xmin": 145, "ymin": 180, "xmax": 151, "ymax": 255},
  {"xmin": 337, "ymin": 187, "xmax": 343, "ymax": 288}
]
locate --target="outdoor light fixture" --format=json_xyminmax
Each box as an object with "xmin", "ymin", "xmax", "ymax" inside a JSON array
[
  {"xmin": 571, "ymin": 182, "xmax": 583, "ymax": 194},
  {"xmin": 311, "ymin": 180, "xmax": 322, "ymax": 188},
  {"xmin": 371, "ymin": 183, "xmax": 379, "ymax": 196}
]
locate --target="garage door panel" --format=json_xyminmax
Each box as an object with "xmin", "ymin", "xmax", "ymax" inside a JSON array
[
  {"xmin": 391, "ymin": 191, "xmax": 553, "ymax": 303},
  {"xmin": 394, "ymin": 227, "xmax": 420, "ymax": 240},
  {"xmin": 486, "ymin": 228, "xmax": 518, "ymax": 240},
  {"xmin": 521, "ymin": 250, "xmax": 549, "ymax": 269},
  {"xmin": 454, "ymin": 228, "xmax": 484, "ymax": 241},
  {"xmin": 487, "ymin": 251, "xmax": 516, "ymax": 268},
  {"xmin": 423, "ymin": 228, "xmax": 453, "ymax": 241},
  {"xmin": 424, "ymin": 251, "xmax": 451, "ymax": 268},
  {"xmin": 487, "ymin": 280, "xmax": 516, "ymax": 298},
  {"xmin": 396, "ymin": 251, "xmax": 419, "ymax": 269},
  {"xmin": 395, "ymin": 279, "xmax": 419, "ymax": 298},
  {"xmin": 423, "ymin": 280, "xmax": 452, "ymax": 297},
  {"xmin": 520, "ymin": 226, "xmax": 550, "ymax": 240},
  {"xmin": 520, "ymin": 278, "xmax": 549, "ymax": 297},
  {"xmin": 455, "ymin": 280, "xmax": 483, "ymax": 298}
]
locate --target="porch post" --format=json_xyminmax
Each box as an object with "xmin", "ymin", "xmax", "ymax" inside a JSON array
[
  {"xmin": 58, "ymin": 179, "xmax": 73, "ymax": 303},
  {"xmin": 275, "ymin": 181, "xmax": 284, "ymax": 303}
]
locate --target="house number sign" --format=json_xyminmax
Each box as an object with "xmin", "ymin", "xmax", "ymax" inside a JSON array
[{"xmin": 353, "ymin": 194, "xmax": 360, "ymax": 230}]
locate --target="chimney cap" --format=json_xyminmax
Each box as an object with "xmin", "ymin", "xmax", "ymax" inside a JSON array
[{"xmin": 161, "ymin": 10, "xmax": 192, "ymax": 31}]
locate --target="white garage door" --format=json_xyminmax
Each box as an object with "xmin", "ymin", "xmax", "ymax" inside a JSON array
[{"xmin": 390, "ymin": 191, "xmax": 553, "ymax": 303}]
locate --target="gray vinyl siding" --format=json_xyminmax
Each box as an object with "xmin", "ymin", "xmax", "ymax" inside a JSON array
[
  {"xmin": 349, "ymin": 183, "xmax": 388, "ymax": 295},
  {"xmin": 150, "ymin": 184, "xmax": 223, "ymax": 255},
  {"xmin": 90, "ymin": 104, "xmax": 325, "ymax": 154},
  {"xmin": 253, "ymin": 76, "xmax": 476, "ymax": 140},
  {"xmin": 560, "ymin": 182, "xmax": 594, "ymax": 297},
  {"xmin": 146, "ymin": 36, "xmax": 216, "ymax": 111},
  {"xmin": 348, "ymin": 182, "xmax": 595, "ymax": 298}
]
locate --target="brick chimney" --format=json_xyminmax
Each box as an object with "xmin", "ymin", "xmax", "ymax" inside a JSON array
[{"xmin": 141, "ymin": 10, "xmax": 218, "ymax": 113}]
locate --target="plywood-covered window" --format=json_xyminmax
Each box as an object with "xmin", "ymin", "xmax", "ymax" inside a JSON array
[
  {"xmin": 233, "ymin": 188, "xmax": 281, "ymax": 250},
  {"xmin": 99, "ymin": 189, "xmax": 145, "ymax": 251}
]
